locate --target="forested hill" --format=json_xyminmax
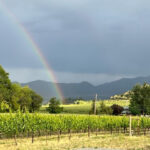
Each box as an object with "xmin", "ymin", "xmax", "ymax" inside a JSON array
[{"xmin": 21, "ymin": 76, "xmax": 150, "ymax": 103}]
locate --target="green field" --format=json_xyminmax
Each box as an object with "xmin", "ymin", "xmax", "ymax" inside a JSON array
[
  {"xmin": 41, "ymin": 100, "xmax": 130, "ymax": 114},
  {"xmin": 1, "ymin": 112, "xmax": 149, "ymax": 140},
  {"xmin": 0, "ymin": 112, "xmax": 150, "ymax": 150}
]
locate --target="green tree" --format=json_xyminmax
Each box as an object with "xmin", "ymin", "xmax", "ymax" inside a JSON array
[
  {"xmin": 29, "ymin": 91, "xmax": 43, "ymax": 113},
  {"xmin": 18, "ymin": 86, "xmax": 32, "ymax": 112},
  {"xmin": 10, "ymin": 83, "xmax": 22, "ymax": 111},
  {"xmin": 99, "ymin": 101, "xmax": 112, "ymax": 115},
  {"xmin": 0, "ymin": 65, "xmax": 43, "ymax": 112},
  {"xmin": 130, "ymin": 83, "xmax": 150, "ymax": 115},
  {"xmin": 0, "ymin": 65, "xmax": 12, "ymax": 107},
  {"xmin": 47, "ymin": 97, "xmax": 63, "ymax": 113}
]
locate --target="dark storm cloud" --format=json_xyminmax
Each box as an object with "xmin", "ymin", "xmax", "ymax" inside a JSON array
[{"xmin": 1, "ymin": 0, "xmax": 150, "ymax": 76}]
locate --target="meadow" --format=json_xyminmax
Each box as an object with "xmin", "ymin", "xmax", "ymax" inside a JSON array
[{"xmin": 41, "ymin": 99, "xmax": 130, "ymax": 114}]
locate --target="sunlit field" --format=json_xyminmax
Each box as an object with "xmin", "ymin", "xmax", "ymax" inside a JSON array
[{"xmin": 41, "ymin": 100, "xmax": 130, "ymax": 114}]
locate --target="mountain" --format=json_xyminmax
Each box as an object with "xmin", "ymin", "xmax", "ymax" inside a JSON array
[
  {"xmin": 96, "ymin": 76, "xmax": 150, "ymax": 98},
  {"xmin": 21, "ymin": 76, "xmax": 150, "ymax": 103}
]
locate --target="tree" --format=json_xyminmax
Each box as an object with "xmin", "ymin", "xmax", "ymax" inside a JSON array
[
  {"xmin": 18, "ymin": 86, "xmax": 32, "ymax": 112},
  {"xmin": 111, "ymin": 104, "xmax": 124, "ymax": 115},
  {"xmin": 0, "ymin": 65, "xmax": 12, "ymax": 107},
  {"xmin": 99, "ymin": 101, "xmax": 112, "ymax": 115},
  {"xmin": 130, "ymin": 83, "xmax": 150, "ymax": 115},
  {"xmin": 0, "ymin": 65, "xmax": 44, "ymax": 112},
  {"xmin": 10, "ymin": 83, "xmax": 22, "ymax": 111},
  {"xmin": 29, "ymin": 91, "xmax": 43, "ymax": 113},
  {"xmin": 47, "ymin": 97, "xmax": 63, "ymax": 113}
]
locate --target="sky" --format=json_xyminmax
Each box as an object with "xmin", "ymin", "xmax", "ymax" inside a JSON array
[{"xmin": 0, "ymin": 0, "xmax": 150, "ymax": 85}]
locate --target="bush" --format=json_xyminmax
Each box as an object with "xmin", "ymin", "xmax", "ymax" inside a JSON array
[
  {"xmin": 99, "ymin": 101, "xmax": 112, "ymax": 115},
  {"xmin": 111, "ymin": 104, "xmax": 124, "ymax": 115}
]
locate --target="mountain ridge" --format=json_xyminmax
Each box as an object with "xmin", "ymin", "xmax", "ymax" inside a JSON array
[{"xmin": 20, "ymin": 75, "xmax": 150, "ymax": 103}]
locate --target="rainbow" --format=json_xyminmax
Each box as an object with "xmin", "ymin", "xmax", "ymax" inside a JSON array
[{"xmin": 0, "ymin": 1, "xmax": 64, "ymax": 100}]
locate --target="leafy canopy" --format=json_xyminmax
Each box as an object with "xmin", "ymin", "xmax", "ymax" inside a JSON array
[
  {"xmin": 130, "ymin": 83, "xmax": 150, "ymax": 115},
  {"xmin": 0, "ymin": 65, "xmax": 43, "ymax": 112},
  {"xmin": 47, "ymin": 97, "xmax": 63, "ymax": 113}
]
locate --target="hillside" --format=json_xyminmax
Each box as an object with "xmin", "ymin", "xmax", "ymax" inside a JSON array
[{"xmin": 21, "ymin": 76, "xmax": 150, "ymax": 103}]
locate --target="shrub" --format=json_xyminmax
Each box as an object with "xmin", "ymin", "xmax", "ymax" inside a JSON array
[
  {"xmin": 99, "ymin": 101, "xmax": 112, "ymax": 115},
  {"xmin": 111, "ymin": 104, "xmax": 124, "ymax": 115}
]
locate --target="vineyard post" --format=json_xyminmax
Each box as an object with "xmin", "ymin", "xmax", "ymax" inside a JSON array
[
  {"xmin": 32, "ymin": 131, "xmax": 34, "ymax": 143},
  {"xmin": 88, "ymin": 126, "xmax": 90, "ymax": 137},
  {"xmin": 58, "ymin": 130, "xmax": 60, "ymax": 142},
  {"xmin": 96, "ymin": 128, "xmax": 98, "ymax": 136},
  {"xmin": 68, "ymin": 129, "xmax": 71, "ymax": 140},
  {"xmin": 129, "ymin": 115, "xmax": 132, "ymax": 136},
  {"xmin": 94, "ymin": 94, "xmax": 97, "ymax": 115},
  {"xmin": 45, "ymin": 124, "xmax": 48, "ymax": 145},
  {"xmin": 14, "ymin": 134, "xmax": 17, "ymax": 146},
  {"xmin": 137, "ymin": 118, "xmax": 140, "ymax": 135}
]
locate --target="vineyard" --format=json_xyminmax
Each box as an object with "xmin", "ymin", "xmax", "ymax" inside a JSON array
[{"xmin": 0, "ymin": 112, "xmax": 150, "ymax": 145}]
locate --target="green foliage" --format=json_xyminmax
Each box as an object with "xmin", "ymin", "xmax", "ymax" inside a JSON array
[
  {"xmin": 29, "ymin": 91, "xmax": 43, "ymax": 113},
  {"xmin": 18, "ymin": 86, "xmax": 33, "ymax": 112},
  {"xmin": 99, "ymin": 101, "xmax": 112, "ymax": 115},
  {"xmin": 11, "ymin": 83, "xmax": 22, "ymax": 111},
  {"xmin": 0, "ymin": 65, "xmax": 12, "ymax": 107},
  {"xmin": 47, "ymin": 97, "xmax": 63, "ymax": 113},
  {"xmin": 130, "ymin": 83, "xmax": 150, "ymax": 115},
  {"xmin": 0, "ymin": 65, "xmax": 43, "ymax": 112},
  {"xmin": 0, "ymin": 113, "xmax": 150, "ymax": 139},
  {"xmin": 0, "ymin": 101, "xmax": 9, "ymax": 112}
]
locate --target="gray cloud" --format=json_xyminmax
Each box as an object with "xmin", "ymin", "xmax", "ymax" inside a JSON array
[{"xmin": 1, "ymin": 0, "xmax": 150, "ymax": 83}]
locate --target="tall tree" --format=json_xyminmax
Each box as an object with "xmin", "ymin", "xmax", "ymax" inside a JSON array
[
  {"xmin": 130, "ymin": 83, "xmax": 150, "ymax": 115},
  {"xmin": 0, "ymin": 65, "xmax": 43, "ymax": 112},
  {"xmin": 18, "ymin": 86, "xmax": 32, "ymax": 112},
  {"xmin": 10, "ymin": 83, "xmax": 22, "ymax": 111},
  {"xmin": 47, "ymin": 97, "xmax": 63, "ymax": 113},
  {"xmin": 29, "ymin": 91, "xmax": 43, "ymax": 113},
  {"xmin": 0, "ymin": 65, "xmax": 12, "ymax": 110}
]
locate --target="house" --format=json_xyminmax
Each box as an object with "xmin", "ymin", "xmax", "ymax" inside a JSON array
[{"xmin": 121, "ymin": 106, "xmax": 130, "ymax": 115}]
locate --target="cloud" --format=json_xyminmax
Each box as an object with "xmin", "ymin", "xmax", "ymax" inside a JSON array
[{"xmin": 1, "ymin": 0, "xmax": 150, "ymax": 84}]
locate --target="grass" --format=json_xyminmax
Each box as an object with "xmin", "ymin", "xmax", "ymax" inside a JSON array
[
  {"xmin": 41, "ymin": 100, "xmax": 130, "ymax": 114},
  {"xmin": 0, "ymin": 133, "xmax": 149, "ymax": 150}
]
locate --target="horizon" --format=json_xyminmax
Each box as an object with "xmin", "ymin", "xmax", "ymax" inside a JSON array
[{"xmin": 13, "ymin": 74, "xmax": 150, "ymax": 86}]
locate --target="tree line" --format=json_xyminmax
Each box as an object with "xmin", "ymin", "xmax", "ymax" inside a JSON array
[
  {"xmin": 90, "ymin": 82, "xmax": 150, "ymax": 115},
  {"xmin": 0, "ymin": 65, "xmax": 43, "ymax": 112},
  {"xmin": 1, "ymin": 64, "xmax": 150, "ymax": 115}
]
